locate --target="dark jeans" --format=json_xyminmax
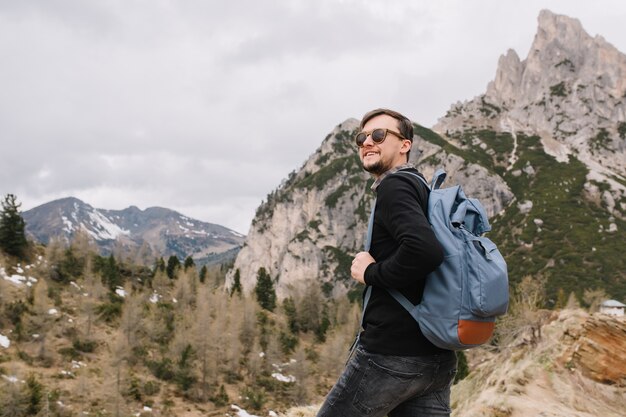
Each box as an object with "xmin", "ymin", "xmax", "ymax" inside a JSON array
[{"xmin": 316, "ymin": 345, "xmax": 457, "ymax": 417}]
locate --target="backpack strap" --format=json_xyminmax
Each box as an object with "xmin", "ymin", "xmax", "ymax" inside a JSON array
[
  {"xmin": 431, "ymin": 168, "xmax": 447, "ymax": 190},
  {"xmin": 349, "ymin": 197, "xmax": 377, "ymax": 354},
  {"xmin": 394, "ymin": 170, "xmax": 431, "ymax": 190},
  {"xmin": 386, "ymin": 288, "xmax": 420, "ymax": 322},
  {"xmin": 358, "ymin": 196, "xmax": 377, "ymax": 342},
  {"xmin": 393, "ymin": 168, "xmax": 447, "ymax": 191},
  {"xmin": 364, "ymin": 197, "xmax": 376, "ymax": 252}
]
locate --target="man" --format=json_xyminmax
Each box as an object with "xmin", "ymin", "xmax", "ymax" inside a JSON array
[{"xmin": 316, "ymin": 109, "xmax": 457, "ymax": 417}]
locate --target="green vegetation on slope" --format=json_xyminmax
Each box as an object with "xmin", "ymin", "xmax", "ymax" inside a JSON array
[
  {"xmin": 494, "ymin": 134, "xmax": 625, "ymax": 304},
  {"xmin": 416, "ymin": 124, "xmax": 625, "ymax": 304}
]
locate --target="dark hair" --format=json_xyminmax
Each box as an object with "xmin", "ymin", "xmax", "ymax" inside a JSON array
[
  {"xmin": 359, "ymin": 108, "xmax": 414, "ymax": 160},
  {"xmin": 359, "ymin": 108, "xmax": 413, "ymax": 141}
]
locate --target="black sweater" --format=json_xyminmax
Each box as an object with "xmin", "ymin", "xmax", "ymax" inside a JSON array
[{"xmin": 361, "ymin": 168, "xmax": 446, "ymax": 356}]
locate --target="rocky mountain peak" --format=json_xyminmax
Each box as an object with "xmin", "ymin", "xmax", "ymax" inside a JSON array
[
  {"xmin": 486, "ymin": 9, "xmax": 626, "ymax": 106},
  {"xmin": 485, "ymin": 48, "xmax": 522, "ymax": 104},
  {"xmin": 436, "ymin": 9, "xmax": 626, "ymax": 222}
]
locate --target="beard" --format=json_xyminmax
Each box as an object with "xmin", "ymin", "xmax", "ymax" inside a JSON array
[{"xmin": 362, "ymin": 159, "xmax": 389, "ymax": 177}]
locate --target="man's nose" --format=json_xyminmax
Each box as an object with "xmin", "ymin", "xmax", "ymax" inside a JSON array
[{"xmin": 362, "ymin": 133, "xmax": 375, "ymax": 146}]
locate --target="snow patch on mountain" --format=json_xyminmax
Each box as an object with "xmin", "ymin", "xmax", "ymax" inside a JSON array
[
  {"xmin": 61, "ymin": 216, "xmax": 74, "ymax": 233},
  {"xmin": 86, "ymin": 210, "xmax": 130, "ymax": 241}
]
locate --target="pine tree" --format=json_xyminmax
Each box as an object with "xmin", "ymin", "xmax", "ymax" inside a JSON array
[
  {"xmin": 230, "ymin": 268, "xmax": 242, "ymax": 297},
  {"xmin": 199, "ymin": 265, "xmax": 208, "ymax": 283},
  {"xmin": 0, "ymin": 194, "xmax": 28, "ymax": 259},
  {"xmin": 166, "ymin": 255, "xmax": 180, "ymax": 279},
  {"xmin": 24, "ymin": 374, "xmax": 43, "ymax": 416},
  {"xmin": 96, "ymin": 254, "xmax": 122, "ymax": 290},
  {"xmin": 254, "ymin": 267, "xmax": 276, "ymax": 311},
  {"xmin": 155, "ymin": 257, "xmax": 166, "ymax": 273},
  {"xmin": 183, "ymin": 256, "xmax": 195, "ymax": 270},
  {"xmin": 283, "ymin": 297, "xmax": 299, "ymax": 333}
]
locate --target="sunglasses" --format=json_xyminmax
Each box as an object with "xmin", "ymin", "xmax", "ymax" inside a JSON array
[{"xmin": 354, "ymin": 128, "xmax": 408, "ymax": 147}]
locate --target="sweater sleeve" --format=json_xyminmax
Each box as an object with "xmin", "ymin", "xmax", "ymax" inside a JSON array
[{"xmin": 363, "ymin": 175, "xmax": 444, "ymax": 289}]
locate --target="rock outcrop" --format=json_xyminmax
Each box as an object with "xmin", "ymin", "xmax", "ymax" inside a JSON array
[
  {"xmin": 435, "ymin": 10, "xmax": 626, "ymax": 218},
  {"xmin": 562, "ymin": 314, "xmax": 626, "ymax": 385},
  {"xmin": 450, "ymin": 310, "xmax": 626, "ymax": 417}
]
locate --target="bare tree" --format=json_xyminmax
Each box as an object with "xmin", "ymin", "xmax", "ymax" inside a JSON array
[
  {"xmin": 105, "ymin": 331, "xmax": 130, "ymax": 417},
  {"xmin": 192, "ymin": 285, "xmax": 217, "ymax": 401},
  {"xmin": 496, "ymin": 274, "xmax": 548, "ymax": 347},
  {"xmin": 318, "ymin": 328, "xmax": 352, "ymax": 377},
  {"xmin": 42, "ymin": 237, "xmax": 65, "ymax": 278},
  {"xmin": 79, "ymin": 258, "xmax": 107, "ymax": 338},
  {"xmin": 288, "ymin": 346, "xmax": 310, "ymax": 405},
  {"xmin": 238, "ymin": 296, "xmax": 258, "ymax": 355},
  {"xmin": 583, "ymin": 288, "xmax": 608, "ymax": 313},
  {"xmin": 132, "ymin": 241, "xmax": 154, "ymax": 266},
  {"xmin": 297, "ymin": 283, "xmax": 323, "ymax": 333},
  {"xmin": 565, "ymin": 291, "xmax": 581, "ymax": 309},
  {"xmin": 70, "ymin": 229, "xmax": 98, "ymax": 264},
  {"xmin": 173, "ymin": 267, "xmax": 197, "ymax": 311},
  {"xmin": 223, "ymin": 294, "xmax": 244, "ymax": 375},
  {"xmin": 151, "ymin": 268, "xmax": 171, "ymax": 301},
  {"xmin": 30, "ymin": 278, "xmax": 52, "ymax": 361},
  {"xmin": 119, "ymin": 286, "xmax": 144, "ymax": 348}
]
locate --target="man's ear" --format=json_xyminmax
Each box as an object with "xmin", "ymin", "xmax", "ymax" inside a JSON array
[{"xmin": 400, "ymin": 140, "xmax": 412, "ymax": 155}]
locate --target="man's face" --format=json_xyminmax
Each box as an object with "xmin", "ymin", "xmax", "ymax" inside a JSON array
[{"xmin": 358, "ymin": 114, "xmax": 412, "ymax": 177}]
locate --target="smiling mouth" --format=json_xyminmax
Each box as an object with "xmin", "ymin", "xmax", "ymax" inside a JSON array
[{"xmin": 363, "ymin": 151, "xmax": 378, "ymax": 158}]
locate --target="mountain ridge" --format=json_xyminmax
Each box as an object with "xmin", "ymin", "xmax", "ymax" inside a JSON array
[{"xmin": 22, "ymin": 196, "xmax": 244, "ymax": 264}]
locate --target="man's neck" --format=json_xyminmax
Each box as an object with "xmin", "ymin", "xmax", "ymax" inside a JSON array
[{"xmin": 371, "ymin": 162, "xmax": 414, "ymax": 191}]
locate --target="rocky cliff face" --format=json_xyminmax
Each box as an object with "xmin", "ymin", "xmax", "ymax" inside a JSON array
[
  {"xmin": 228, "ymin": 121, "xmax": 513, "ymax": 298},
  {"xmin": 435, "ymin": 10, "xmax": 626, "ymax": 219}
]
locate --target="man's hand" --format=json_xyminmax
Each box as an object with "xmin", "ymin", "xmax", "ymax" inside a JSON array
[{"xmin": 351, "ymin": 252, "xmax": 375, "ymax": 284}]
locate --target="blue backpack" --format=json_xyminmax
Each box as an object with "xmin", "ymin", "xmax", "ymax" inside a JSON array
[{"xmin": 363, "ymin": 169, "xmax": 509, "ymax": 350}]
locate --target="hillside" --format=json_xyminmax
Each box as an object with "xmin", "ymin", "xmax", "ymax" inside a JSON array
[
  {"xmin": 4, "ymin": 249, "xmax": 623, "ymax": 417},
  {"xmin": 0, "ymin": 251, "xmax": 361, "ymax": 417},
  {"xmin": 23, "ymin": 197, "xmax": 244, "ymax": 265},
  {"xmin": 276, "ymin": 310, "xmax": 626, "ymax": 417}
]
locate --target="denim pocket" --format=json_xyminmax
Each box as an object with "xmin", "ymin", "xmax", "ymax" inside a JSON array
[
  {"xmin": 327, "ymin": 358, "xmax": 359, "ymax": 406},
  {"xmin": 353, "ymin": 357, "xmax": 428, "ymax": 415}
]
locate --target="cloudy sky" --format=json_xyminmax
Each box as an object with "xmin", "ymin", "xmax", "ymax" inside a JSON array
[{"xmin": 2, "ymin": 1, "xmax": 625, "ymax": 234}]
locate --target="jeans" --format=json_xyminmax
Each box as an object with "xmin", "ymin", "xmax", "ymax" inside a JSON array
[{"xmin": 316, "ymin": 345, "xmax": 457, "ymax": 417}]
